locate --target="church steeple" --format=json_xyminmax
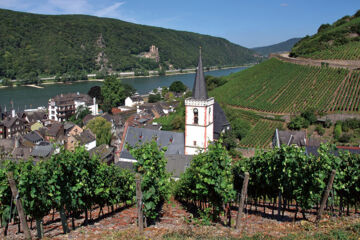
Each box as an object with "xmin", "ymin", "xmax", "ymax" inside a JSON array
[{"xmin": 192, "ymin": 47, "xmax": 208, "ymax": 100}]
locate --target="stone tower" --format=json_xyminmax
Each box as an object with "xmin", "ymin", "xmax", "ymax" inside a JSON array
[{"xmin": 184, "ymin": 48, "xmax": 214, "ymax": 155}]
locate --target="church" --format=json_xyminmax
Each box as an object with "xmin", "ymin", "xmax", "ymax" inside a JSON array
[{"xmin": 117, "ymin": 49, "xmax": 230, "ymax": 178}]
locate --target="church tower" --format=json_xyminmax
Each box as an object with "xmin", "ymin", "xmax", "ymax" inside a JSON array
[{"xmin": 185, "ymin": 48, "xmax": 214, "ymax": 155}]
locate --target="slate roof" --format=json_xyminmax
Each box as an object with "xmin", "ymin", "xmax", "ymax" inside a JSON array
[
  {"xmin": 23, "ymin": 131, "xmax": 43, "ymax": 143},
  {"xmin": 120, "ymin": 127, "xmax": 185, "ymax": 158},
  {"xmin": 83, "ymin": 114, "xmax": 95, "ymax": 125},
  {"xmin": 130, "ymin": 95, "xmax": 144, "ymax": 102},
  {"xmin": 166, "ymin": 154, "xmax": 193, "ymax": 178},
  {"xmin": 89, "ymin": 144, "xmax": 114, "ymax": 163},
  {"xmin": 115, "ymin": 161, "xmax": 135, "ymax": 171},
  {"xmin": 64, "ymin": 122, "xmax": 75, "ymax": 132},
  {"xmin": 46, "ymin": 123, "xmax": 63, "ymax": 137},
  {"xmin": 52, "ymin": 93, "xmax": 92, "ymax": 106},
  {"xmin": 26, "ymin": 111, "xmax": 47, "ymax": 123},
  {"xmin": 30, "ymin": 142, "xmax": 53, "ymax": 158},
  {"xmin": 213, "ymin": 102, "xmax": 230, "ymax": 139},
  {"xmin": 74, "ymin": 129, "xmax": 96, "ymax": 145},
  {"xmin": 192, "ymin": 48, "xmax": 208, "ymax": 100},
  {"xmin": 3, "ymin": 117, "xmax": 22, "ymax": 128},
  {"xmin": 276, "ymin": 130, "xmax": 306, "ymax": 147}
]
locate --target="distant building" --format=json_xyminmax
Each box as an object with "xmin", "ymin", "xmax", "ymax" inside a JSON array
[
  {"xmin": 273, "ymin": 129, "xmax": 307, "ymax": 148},
  {"xmin": 48, "ymin": 93, "xmax": 98, "ymax": 122},
  {"xmin": 125, "ymin": 95, "xmax": 144, "ymax": 107},
  {"xmin": 140, "ymin": 45, "xmax": 160, "ymax": 62},
  {"xmin": 1, "ymin": 115, "xmax": 27, "ymax": 139}
]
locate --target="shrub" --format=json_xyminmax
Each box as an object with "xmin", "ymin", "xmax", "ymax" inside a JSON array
[
  {"xmin": 288, "ymin": 116, "xmax": 309, "ymax": 130},
  {"xmin": 232, "ymin": 119, "xmax": 251, "ymax": 140},
  {"xmin": 334, "ymin": 123, "xmax": 342, "ymax": 139},
  {"xmin": 315, "ymin": 125, "xmax": 325, "ymax": 136},
  {"xmin": 301, "ymin": 109, "xmax": 317, "ymax": 125},
  {"xmin": 324, "ymin": 119, "xmax": 332, "ymax": 128},
  {"xmin": 148, "ymin": 93, "xmax": 161, "ymax": 103},
  {"xmin": 339, "ymin": 134, "xmax": 351, "ymax": 143}
]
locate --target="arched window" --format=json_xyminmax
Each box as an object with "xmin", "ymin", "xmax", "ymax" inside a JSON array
[{"xmin": 193, "ymin": 108, "xmax": 198, "ymax": 124}]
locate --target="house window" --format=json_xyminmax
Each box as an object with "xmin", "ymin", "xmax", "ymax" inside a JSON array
[
  {"xmin": 193, "ymin": 108, "xmax": 198, "ymax": 124},
  {"xmin": 193, "ymin": 141, "xmax": 196, "ymax": 146}
]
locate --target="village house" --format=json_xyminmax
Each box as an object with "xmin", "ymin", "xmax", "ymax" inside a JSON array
[
  {"xmin": 90, "ymin": 144, "xmax": 115, "ymax": 164},
  {"xmin": 48, "ymin": 92, "xmax": 98, "ymax": 122},
  {"xmin": 43, "ymin": 123, "xmax": 64, "ymax": 142},
  {"xmin": 66, "ymin": 129, "xmax": 96, "ymax": 151},
  {"xmin": 1, "ymin": 112, "xmax": 27, "ymax": 139},
  {"xmin": 125, "ymin": 95, "xmax": 144, "ymax": 107},
  {"xmin": 272, "ymin": 129, "xmax": 307, "ymax": 148}
]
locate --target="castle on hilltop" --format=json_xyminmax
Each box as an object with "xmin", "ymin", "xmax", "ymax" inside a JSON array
[{"xmin": 140, "ymin": 45, "xmax": 160, "ymax": 62}]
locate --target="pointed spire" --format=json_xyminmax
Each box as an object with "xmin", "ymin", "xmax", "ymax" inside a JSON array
[{"xmin": 192, "ymin": 47, "xmax": 208, "ymax": 100}]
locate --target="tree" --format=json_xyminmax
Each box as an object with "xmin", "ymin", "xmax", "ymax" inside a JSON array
[
  {"xmin": 232, "ymin": 119, "xmax": 250, "ymax": 140},
  {"xmin": 288, "ymin": 116, "xmax": 309, "ymax": 130},
  {"xmin": 148, "ymin": 93, "xmax": 161, "ymax": 103},
  {"xmin": 68, "ymin": 105, "xmax": 91, "ymax": 126},
  {"xmin": 169, "ymin": 81, "xmax": 187, "ymax": 93},
  {"xmin": 301, "ymin": 109, "xmax": 317, "ymax": 125},
  {"xmin": 88, "ymin": 86, "xmax": 103, "ymax": 103},
  {"xmin": 101, "ymin": 76, "xmax": 136, "ymax": 112},
  {"xmin": 86, "ymin": 117, "xmax": 112, "ymax": 146}
]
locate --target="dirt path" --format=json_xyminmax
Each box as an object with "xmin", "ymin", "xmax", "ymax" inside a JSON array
[{"xmin": 273, "ymin": 53, "xmax": 360, "ymax": 70}]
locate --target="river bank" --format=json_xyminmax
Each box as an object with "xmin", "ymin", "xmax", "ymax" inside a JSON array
[
  {"xmin": 0, "ymin": 67, "xmax": 248, "ymax": 111},
  {"xmin": 0, "ymin": 65, "xmax": 254, "ymax": 89}
]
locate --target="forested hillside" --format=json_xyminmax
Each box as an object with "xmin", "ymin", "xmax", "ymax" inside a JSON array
[
  {"xmin": 252, "ymin": 38, "xmax": 301, "ymax": 56},
  {"xmin": 0, "ymin": 9, "xmax": 258, "ymax": 80},
  {"xmin": 290, "ymin": 10, "xmax": 360, "ymax": 60}
]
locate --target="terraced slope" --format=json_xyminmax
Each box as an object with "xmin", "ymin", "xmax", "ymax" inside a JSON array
[
  {"xmin": 302, "ymin": 41, "xmax": 360, "ymax": 60},
  {"xmin": 290, "ymin": 10, "xmax": 360, "ymax": 60},
  {"xmin": 239, "ymin": 119, "xmax": 284, "ymax": 148},
  {"xmin": 211, "ymin": 58, "xmax": 353, "ymax": 113}
]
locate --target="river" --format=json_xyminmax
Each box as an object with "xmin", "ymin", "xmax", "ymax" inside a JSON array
[{"xmin": 0, "ymin": 67, "xmax": 247, "ymax": 111}]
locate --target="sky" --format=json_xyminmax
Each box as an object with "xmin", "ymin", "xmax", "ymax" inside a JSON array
[{"xmin": 0, "ymin": 0, "xmax": 359, "ymax": 48}]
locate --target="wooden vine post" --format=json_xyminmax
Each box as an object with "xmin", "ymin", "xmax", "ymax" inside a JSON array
[
  {"xmin": 316, "ymin": 170, "xmax": 336, "ymax": 225},
  {"xmin": 236, "ymin": 172, "xmax": 249, "ymax": 229},
  {"xmin": 7, "ymin": 172, "xmax": 32, "ymax": 240},
  {"xmin": 135, "ymin": 173, "xmax": 144, "ymax": 233}
]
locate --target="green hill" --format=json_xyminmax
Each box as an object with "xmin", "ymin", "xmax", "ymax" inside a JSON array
[
  {"xmin": 252, "ymin": 38, "xmax": 302, "ymax": 56},
  {"xmin": 0, "ymin": 9, "xmax": 258, "ymax": 79},
  {"xmin": 210, "ymin": 58, "xmax": 358, "ymax": 114},
  {"xmin": 290, "ymin": 10, "xmax": 360, "ymax": 60}
]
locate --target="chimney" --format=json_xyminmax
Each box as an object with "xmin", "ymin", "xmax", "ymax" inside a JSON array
[
  {"xmin": 11, "ymin": 109, "xmax": 15, "ymax": 118},
  {"xmin": 93, "ymin": 97, "xmax": 96, "ymax": 105}
]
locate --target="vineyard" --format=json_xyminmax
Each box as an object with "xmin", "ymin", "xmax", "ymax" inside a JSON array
[
  {"xmin": 302, "ymin": 41, "xmax": 360, "ymax": 60},
  {"xmin": 239, "ymin": 119, "xmax": 283, "ymax": 148},
  {"xmin": 0, "ymin": 147, "xmax": 136, "ymax": 238},
  {"xmin": 176, "ymin": 143, "xmax": 360, "ymax": 227},
  {"xmin": 329, "ymin": 70, "xmax": 360, "ymax": 111},
  {"xmin": 211, "ymin": 58, "xmax": 352, "ymax": 113},
  {"xmin": 224, "ymin": 107, "xmax": 284, "ymax": 148}
]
